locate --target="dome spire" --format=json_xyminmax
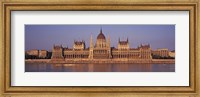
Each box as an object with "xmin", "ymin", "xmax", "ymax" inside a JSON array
[{"xmin": 97, "ymin": 27, "xmax": 106, "ymax": 40}]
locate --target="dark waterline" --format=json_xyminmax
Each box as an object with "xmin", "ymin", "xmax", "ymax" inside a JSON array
[{"xmin": 25, "ymin": 63, "xmax": 175, "ymax": 72}]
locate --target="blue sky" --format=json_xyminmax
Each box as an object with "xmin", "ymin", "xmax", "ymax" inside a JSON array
[{"xmin": 25, "ymin": 25, "xmax": 175, "ymax": 51}]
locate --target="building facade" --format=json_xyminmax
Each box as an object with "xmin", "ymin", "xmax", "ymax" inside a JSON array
[
  {"xmin": 39, "ymin": 50, "xmax": 48, "ymax": 58},
  {"xmin": 51, "ymin": 29, "xmax": 154, "ymax": 61},
  {"xmin": 169, "ymin": 50, "xmax": 175, "ymax": 58},
  {"xmin": 26, "ymin": 49, "xmax": 49, "ymax": 59},
  {"xmin": 152, "ymin": 48, "xmax": 169, "ymax": 57},
  {"xmin": 26, "ymin": 49, "xmax": 39, "ymax": 57}
]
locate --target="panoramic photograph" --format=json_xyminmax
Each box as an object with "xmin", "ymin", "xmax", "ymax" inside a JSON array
[{"xmin": 25, "ymin": 25, "xmax": 175, "ymax": 72}]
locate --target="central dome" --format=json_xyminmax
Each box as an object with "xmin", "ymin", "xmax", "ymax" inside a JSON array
[{"xmin": 97, "ymin": 29, "xmax": 106, "ymax": 40}]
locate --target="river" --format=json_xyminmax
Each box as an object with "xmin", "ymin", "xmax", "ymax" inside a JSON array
[{"xmin": 25, "ymin": 63, "xmax": 175, "ymax": 72}]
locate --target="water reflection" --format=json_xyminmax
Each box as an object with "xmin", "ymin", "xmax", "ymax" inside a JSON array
[{"xmin": 25, "ymin": 63, "xmax": 175, "ymax": 72}]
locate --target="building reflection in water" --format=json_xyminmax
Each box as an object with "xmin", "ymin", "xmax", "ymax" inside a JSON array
[{"xmin": 25, "ymin": 63, "xmax": 175, "ymax": 72}]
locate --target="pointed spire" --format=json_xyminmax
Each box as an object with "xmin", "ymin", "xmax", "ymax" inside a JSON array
[
  {"xmin": 90, "ymin": 33, "xmax": 93, "ymax": 40},
  {"xmin": 90, "ymin": 34, "xmax": 93, "ymax": 48},
  {"xmin": 127, "ymin": 37, "xmax": 128, "ymax": 42},
  {"xmin": 118, "ymin": 37, "xmax": 120, "ymax": 43},
  {"xmin": 100, "ymin": 27, "xmax": 102, "ymax": 34}
]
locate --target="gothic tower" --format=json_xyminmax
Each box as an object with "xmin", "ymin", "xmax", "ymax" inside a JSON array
[
  {"xmin": 89, "ymin": 34, "xmax": 93, "ymax": 59},
  {"xmin": 107, "ymin": 35, "xmax": 112, "ymax": 58},
  {"xmin": 107, "ymin": 35, "xmax": 110, "ymax": 48}
]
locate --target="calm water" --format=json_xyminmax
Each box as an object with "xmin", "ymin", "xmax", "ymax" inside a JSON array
[{"xmin": 25, "ymin": 63, "xmax": 175, "ymax": 72}]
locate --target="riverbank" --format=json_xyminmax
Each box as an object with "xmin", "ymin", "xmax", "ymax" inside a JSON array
[{"xmin": 25, "ymin": 59, "xmax": 175, "ymax": 64}]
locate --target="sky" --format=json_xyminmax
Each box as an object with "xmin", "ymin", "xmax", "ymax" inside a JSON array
[{"xmin": 25, "ymin": 25, "xmax": 175, "ymax": 51}]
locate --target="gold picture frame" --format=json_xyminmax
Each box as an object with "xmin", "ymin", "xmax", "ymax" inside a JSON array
[{"xmin": 0, "ymin": 0, "xmax": 199, "ymax": 97}]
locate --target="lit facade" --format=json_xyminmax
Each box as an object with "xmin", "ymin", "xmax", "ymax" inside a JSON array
[
  {"xmin": 51, "ymin": 29, "xmax": 154, "ymax": 60},
  {"xmin": 169, "ymin": 50, "xmax": 175, "ymax": 58},
  {"xmin": 26, "ymin": 49, "xmax": 39, "ymax": 57},
  {"xmin": 152, "ymin": 48, "xmax": 169, "ymax": 57},
  {"xmin": 39, "ymin": 50, "xmax": 48, "ymax": 58}
]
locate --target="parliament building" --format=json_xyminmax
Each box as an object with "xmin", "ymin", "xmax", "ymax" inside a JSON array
[{"xmin": 51, "ymin": 29, "xmax": 153, "ymax": 62}]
